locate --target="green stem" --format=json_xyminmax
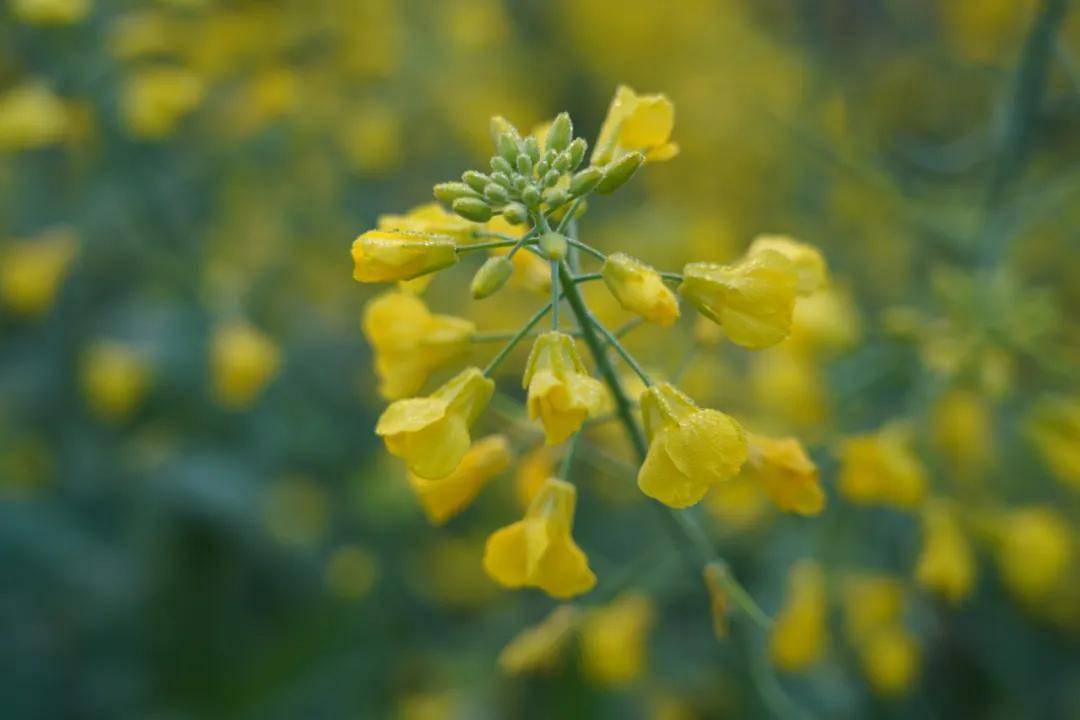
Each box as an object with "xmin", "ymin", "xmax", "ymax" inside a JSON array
[
  {"xmin": 573, "ymin": 272, "xmax": 603, "ymax": 284},
  {"xmin": 567, "ymin": 238, "xmax": 606, "ymax": 262},
  {"xmin": 559, "ymin": 432, "xmax": 581, "ymax": 479},
  {"xmin": 482, "ymin": 303, "xmax": 551, "ymax": 376},
  {"xmin": 660, "ymin": 272, "xmax": 683, "ymax": 283},
  {"xmin": 554, "ymin": 197, "xmax": 586, "ymax": 234},
  {"xmin": 550, "ymin": 261, "xmax": 560, "ymax": 329},
  {"xmin": 458, "ymin": 239, "xmax": 522, "ymax": 253}
]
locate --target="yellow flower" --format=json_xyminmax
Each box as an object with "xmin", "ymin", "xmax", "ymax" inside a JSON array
[
  {"xmin": 746, "ymin": 235, "xmax": 828, "ymax": 295},
  {"xmin": 770, "ymin": 559, "xmax": 827, "ymax": 672},
  {"xmin": 788, "ymin": 286, "xmax": 861, "ymax": 354},
  {"xmin": 601, "ymin": 252, "xmax": 679, "ymax": 326},
  {"xmin": 523, "ymin": 332, "xmax": 609, "ymax": 444},
  {"xmin": 592, "ymin": 85, "xmax": 679, "ymax": 165},
  {"xmin": 1026, "ymin": 395, "xmax": 1080, "ymax": 491},
  {"xmin": 80, "ymin": 341, "xmax": 151, "ymax": 421},
  {"xmin": 483, "ymin": 477, "xmax": 596, "ymax": 598},
  {"xmin": 580, "ymin": 593, "xmax": 654, "ymax": 686},
  {"xmin": 680, "ymin": 250, "xmax": 797, "ymax": 349},
  {"xmin": 837, "ymin": 425, "xmax": 927, "ymax": 509},
  {"xmin": 498, "ymin": 605, "xmax": 579, "ymax": 675},
  {"xmin": 842, "ymin": 574, "xmax": 904, "ymax": 642},
  {"xmin": 0, "ymin": 228, "xmax": 78, "ymax": 317},
  {"xmin": 750, "ymin": 348, "xmax": 827, "ymax": 429},
  {"xmin": 121, "ymin": 67, "xmax": 204, "ymax": 139},
  {"xmin": 262, "ymin": 475, "xmax": 329, "ymax": 549},
  {"xmin": 340, "ymin": 101, "xmax": 402, "ymax": 173},
  {"xmin": 704, "ymin": 476, "xmax": 771, "ymax": 531},
  {"xmin": 361, "ymin": 291, "xmax": 474, "ymax": 399},
  {"xmin": 860, "ymin": 626, "xmax": 919, "ymax": 697},
  {"xmin": 211, "ymin": 322, "xmax": 281, "ymax": 409},
  {"xmin": 638, "ymin": 382, "xmax": 747, "ymax": 508},
  {"xmin": 325, "ymin": 544, "xmax": 379, "ymax": 601},
  {"xmin": 931, "ymin": 388, "xmax": 991, "ymax": 480},
  {"xmin": 743, "ymin": 433, "xmax": 824, "ymax": 515},
  {"xmin": 915, "ymin": 501, "xmax": 975, "ymax": 603},
  {"xmin": 351, "ymin": 229, "xmax": 458, "ymax": 283},
  {"xmin": 10, "ymin": 0, "xmax": 89, "ymax": 25},
  {"xmin": 407, "ymin": 434, "xmax": 512, "ymax": 525},
  {"xmin": 996, "ymin": 507, "xmax": 1073, "ymax": 603},
  {"xmin": 375, "ymin": 367, "xmax": 494, "ymax": 479},
  {"xmin": 377, "ymin": 203, "xmax": 475, "ymax": 243},
  {"xmin": 0, "ymin": 83, "xmax": 68, "ymax": 150},
  {"xmin": 514, "ymin": 443, "xmax": 558, "ymax": 509}
]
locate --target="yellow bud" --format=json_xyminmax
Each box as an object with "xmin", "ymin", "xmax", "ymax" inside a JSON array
[
  {"xmin": 837, "ymin": 425, "xmax": 926, "ymax": 509},
  {"xmin": 121, "ymin": 67, "xmax": 204, "ymax": 139},
  {"xmin": 538, "ymin": 231, "xmax": 567, "ymax": 261},
  {"xmin": 10, "ymin": 0, "xmax": 90, "ymax": 25},
  {"xmin": 996, "ymin": 507, "xmax": 1072, "ymax": 603},
  {"xmin": 483, "ymin": 477, "xmax": 597, "ymax": 598},
  {"xmin": 594, "ymin": 151, "xmax": 643, "ymax": 194},
  {"xmin": 0, "ymin": 83, "xmax": 69, "ymax": 150},
  {"xmin": 545, "ymin": 112, "xmax": 573, "ymax": 153},
  {"xmin": 377, "ymin": 203, "xmax": 474, "ymax": 243},
  {"xmin": 601, "ymin": 252, "xmax": 679, "ymax": 326},
  {"xmin": 351, "ymin": 229, "xmax": 457, "ymax": 283},
  {"xmin": 1026, "ymin": 395, "xmax": 1080, "ymax": 491},
  {"xmin": 861, "ymin": 627, "xmax": 919, "ymax": 697},
  {"xmin": 452, "ymin": 196, "xmax": 493, "ymax": 222},
  {"xmin": 470, "ymin": 256, "xmax": 515, "ymax": 299}
]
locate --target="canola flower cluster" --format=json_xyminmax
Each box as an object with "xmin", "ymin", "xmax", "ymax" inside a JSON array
[{"xmin": 352, "ymin": 87, "xmax": 829, "ymax": 612}]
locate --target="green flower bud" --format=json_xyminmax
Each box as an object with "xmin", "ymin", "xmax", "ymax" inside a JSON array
[
  {"xmin": 567, "ymin": 137, "xmax": 587, "ymax": 169},
  {"xmin": 484, "ymin": 183, "xmax": 509, "ymax": 204},
  {"xmin": 491, "ymin": 171, "xmax": 512, "ymax": 188},
  {"xmin": 595, "ymin": 152, "xmax": 644, "ymax": 194},
  {"xmin": 490, "ymin": 115, "xmax": 519, "ymax": 146},
  {"xmin": 553, "ymin": 152, "xmax": 571, "ymax": 172},
  {"xmin": 453, "ymin": 196, "xmax": 493, "ymax": 222},
  {"xmin": 543, "ymin": 188, "xmax": 568, "ymax": 208},
  {"xmin": 513, "ymin": 175, "xmax": 528, "ymax": 192},
  {"xmin": 516, "ymin": 153, "xmax": 533, "ymax": 176},
  {"xmin": 491, "ymin": 156, "xmax": 513, "ymax": 176},
  {"xmin": 569, "ymin": 167, "xmax": 603, "ymax": 196},
  {"xmin": 497, "ymin": 132, "xmax": 520, "ymax": 163},
  {"xmin": 434, "ymin": 182, "xmax": 478, "ymax": 204},
  {"xmin": 523, "ymin": 136, "xmax": 540, "ymax": 162},
  {"xmin": 545, "ymin": 112, "xmax": 573, "ymax": 154},
  {"xmin": 543, "ymin": 169, "xmax": 561, "ymax": 188},
  {"xmin": 535, "ymin": 159, "xmax": 551, "ymax": 177},
  {"xmin": 539, "ymin": 232, "xmax": 568, "ymax": 261},
  {"xmin": 503, "ymin": 203, "xmax": 529, "ymax": 225},
  {"xmin": 471, "ymin": 256, "xmax": 515, "ymax": 299},
  {"xmin": 521, "ymin": 185, "xmax": 541, "ymax": 208},
  {"xmin": 463, "ymin": 170, "xmax": 491, "ymax": 193}
]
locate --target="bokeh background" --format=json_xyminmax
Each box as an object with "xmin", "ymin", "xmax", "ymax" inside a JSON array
[{"xmin": 2, "ymin": 0, "xmax": 1079, "ymax": 718}]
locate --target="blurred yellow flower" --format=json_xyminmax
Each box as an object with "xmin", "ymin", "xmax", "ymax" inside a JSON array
[
  {"xmin": 10, "ymin": 0, "xmax": 89, "ymax": 25},
  {"xmin": 351, "ymin": 229, "xmax": 458, "ymax": 283},
  {"xmin": 996, "ymin": 507, "xmax": 1073, "ymax": 604},
  {"xmin": 362, "ymin": 291, "xmax": 474, "ymax": 399},
  {"xmin": 325, "ymin": 544, "xmax": 379, "ymax": 601},
  {"xmin": 514, "ymin": 443, "xmax": 558, "ymax": 509},
  {"xmin": 842, "ymin": 574, "xmax": 904, "ymax": 642},
  {"xmin": 592, "ymin": 85, "xmax": 679, "ymax": 165},
  {"xmin": 837, "ymin": 425, "xmax": 927, "ymax": 509},
  {"xmin": 407, "ymin": 434, "xmax": 511, "ymax": 525},
  {"xmin": 601, "ymin": 252, "xmax": 680, "ymax": 326},
  {"xmin": 498, "ymin": 605, "xmax": 579, "ymax": 675},
  {"xmin": 121, "ymin": 67, "xmax": 204, "ymax": 139},
  {"xmin": 483, "ymin": 477, "xmax": 596, "ymax": 598},
  {"xmin": 860, "ymin": 626, "xmax": 919, "ymax": 697},
  {"xmin": 375, "ymin": 367, "xmax": 494, "ymax": 479},
  {"xmin": 746, "ymin": 235, "xmax": 828, "ymax": 295},
  {"xmin": 788, "ymin": 286, "xmax": 861, "ymax": 354},
  {"xmin": 638, "ymin": 382, "xmax": 747, "ymax": 508},
  {"xmin": 0, "ymin": 82, "xmax": 69, "ymax": 151},
  {"xmin": 750, "ymin": 348, "xmax": 827, "ymax": 430},
  {"xmin": 770, "ymin": 559, "xmax": 827, "ymax": 671},
  {"xmin": 743, "ymin": 433, "xmax": 824, "ymax": 516},
  {"xmin": 931, "ymin": 388, "xmax": 991, "ymax": 480},
  {"xmin": 0, "ymin": 228, "xmax": 78, "ymax": 317},
  {"xmin": 916, "ymin": 501, "xmax": 976, "ymax": 603},
  {"xmin": 580, "ymin": 593, "xmax": 654, "ymax": 686},
  {"xmin": 523, "ymin": 331, "xmax": 609, "ymax": 444},
  {"xmin": 263, "ymin": 476, "xmax": 329, "ymax": 549},
  {"xmin": 211, "ymin": 322, "xmax": 280, "ymax": 409},
  {"xmin": 1026, "ymin": 395, "xmax": 1080, "ymax": 491},
  {"xmin": 80, "ymin": 341, "xmax": 151, "ymax": 421},
  {"xmin": 680, "ymin": 249, "xmax": 797, "ymax": 349},
  {"xmin": 704, "ymin": 476, "xmax": 771, "ymax": 531}
]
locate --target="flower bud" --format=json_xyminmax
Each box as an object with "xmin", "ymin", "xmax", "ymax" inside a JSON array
[
  {"xmin": 545, "ymin": 112, "xmax": 573, "ymax": 153},
  {"xmin": 542, "ymin": 169, "xmax": 561, "ymax": 187},
  {"xmin": 516, "ymin": 153, "xmax": 533, "ymax": 176},
  {"xmin": 513, "ymin": 175, "xmax": 528, "ymax": 192},
  {"xmin": 462, "ymin": 170, "xmax": 491, "ymax": 193},
  {"xmin": 521, "ymin": 185, "xmax": 541, "ymax": 208},
  {"xmin": 453, "ymin": 196, "xmax": 493, "ymax": 222},
  {"xmin": 523, "ymin": 135, "xmax": 540, "ymax": 162},
  {"xmin": 535, "ymin": 159, "xmax": 550, "ymax": 177},
  {"xmin": 471, "ymin": 256, "xmax": 515, "ymax": 299},
  {"xmin": 543, "ymin": 188, "xmax": 568, "ymax": 208},
  {"xmin": 569, "ymin": 167, "xmax": 603, "ymax": 196},
  {"xmin": 595, "ymin": 152, "xmax": 644, "ymax": 194},
  {"xmin": 601, "ymin": 252, "xmax": 679, "ymax": 326},
  {"xmin": 503, "ymin": 202, "xmax": 529, "ymax": 225},
  {"xmin": 490, "ymin": 115, "xmax": 519, "ymax": 145},
  {"xmin": 539, "ymin": 232, "xmax": 567, "ymax": 261},
  {"xmin": 567, "ymin": 137, "xmax": 587, "ymax": 169},
  {"xmin": 434, "ymin": 182, "xmax": 477, "ymax": 204},
  {"xmin": 484, "ymin": 183, "xmax": 509, "ymax": 204},
  {"xmin": 497, "ymin": 132, "xmax": 520, "ymax": 163},
  {"xmin": 491, "ymin": 155, "xmax": 513, "ymax": 176},
  {"xmin": 491, "ymin": 171, "xmax": 512, "ymax": 188}
]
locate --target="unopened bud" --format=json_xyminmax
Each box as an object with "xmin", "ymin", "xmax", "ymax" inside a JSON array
[
  {"xmin": 545, "ymin": 112, "xmax": 573, "ymax": 154},
  {"xmin": 503, "ymin": 203, "xmax": 529, "ymax": 225},
  {"xmin": 543, "ymin": 188, "xmax": 568, "ymax": 208},
  {"xmin": 491, "ymin": 156, "xmax": 513, "ymax": 176},
  {"xmin": 497, "ymin": 132, "xmax": 520, "ymax": 163},
  {"xmin": 539, "ymin": 232, "xmax": 567, "ymax": 261},
  {"xmin": 521, "ymin": 185, "xmax": 541, "ymax": 208},
  {"xmin": 567, "ymin": 138, "xmax": 587, "ymax": 169},
  {"xmin": 569, "ymin": 167, "xmax": 603, "ymax": 196},
  {"xmin": 453, "ymin": 196, "xmax": 493, "ymax": 222},
  {"xmin": 462, "ymin": 170, "xmax": 491, "ymax": 193},
  {"xmin": 516, "ymin": 153, "xmax": 533, "ymax": 176},
  {"xmin": 471, "ymin": 256, "xmax": 514, "ymax": 299},
  {"xmin": 484, "ymin": 183, "xmax": 509, "ymax": 204},
  {"xmin": 434, "ymin": 182, "xmax": 477, "ymax": 204},
  {"xmin": 595, "ymin": 152, "xmax": 644, "ymax": 194},
  {"xmin": 522, "ymin": 136, "xmax": 540, "ymax": 162},
  {"xmin": 535, "ymin": 159, "xmax": 551, "ymax": 177},
  {"xmin": 542, "ymin": 169, "xmax": 561, "ymax": 188},
  {"xmin": 491, "ymin": 171, "xmax": 512, "ymax": 188},
  {"xmin": 490, "ymin": 115, "xmax": 519, "ymax": 146}
]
